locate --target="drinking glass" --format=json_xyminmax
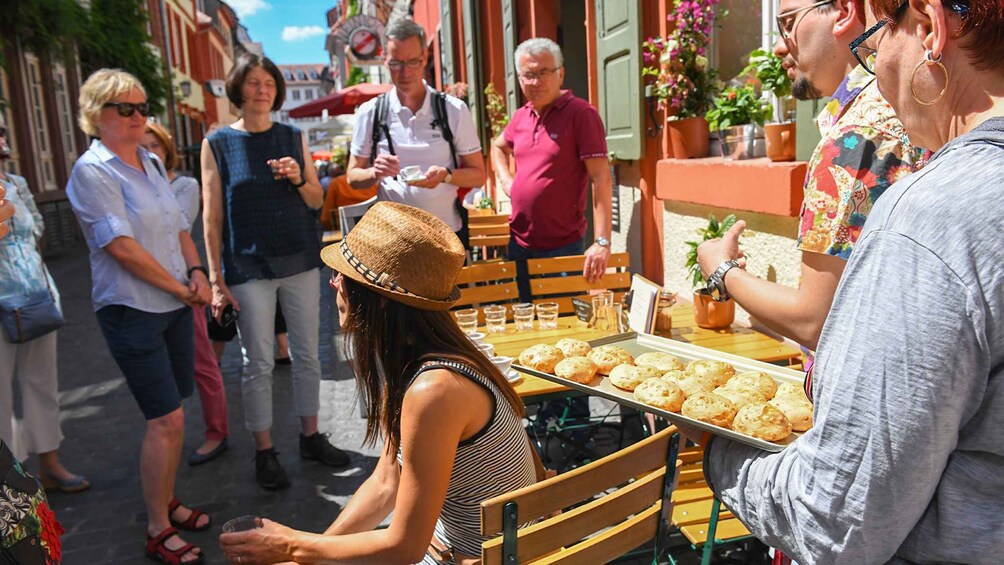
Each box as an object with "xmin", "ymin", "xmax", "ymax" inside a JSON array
[
  {"xmin": 454, "ymin": 308, "xmax": 478, "ymax": 335},
  {"xmin": 483, "ymin": 305, "xmax": 507, "ymax": 333},
  {"xmin": 590, "ymin": 294, "xmax": 612, "ymax": 330},
  {"xmin": 606, "ymin": 303, "xmax": 628, "ymax": 333},
  {"xmin": 536, "ymin": 302, "xmax": 559, "ymax": 330},
  {"xmin": 222, "ymin": 515, "xmax": 263, "ymax": 533},
  {"xmin": 512, "ymin": 303, "xmax": 535, "ymax": 331}
]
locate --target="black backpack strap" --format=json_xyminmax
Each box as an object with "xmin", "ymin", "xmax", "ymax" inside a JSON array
[
  {"xmin": 370, "ymin": 93, "xmax": 395, "ymax": 160},
  {"xmin": 432, "ymin": 91, "xmax": 459, "ymax": 169}
]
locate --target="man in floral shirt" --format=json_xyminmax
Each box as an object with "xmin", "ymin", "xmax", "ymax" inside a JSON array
[{"xmin": 698, "ymin": 0, "xmax": 926, "ymax": 377}]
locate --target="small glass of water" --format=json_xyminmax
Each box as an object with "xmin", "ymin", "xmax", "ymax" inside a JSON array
[
  {"xmin": 483, "ymin": 305, "xmax": 507, "ymax": 334},
  {"xmin": 222, "ymin": 515, "xmax": 263, "ymax": 533},
  {"xmin": 454, "ymin": 309, "xmax": 479, "ymax": 335},
  {"xmin": 536, "ymin": 302, "xmax": 559, "ymax": 330},
  {"xmin": 512, "ymin": 303, "xmax": 535, "ymax": 331}
]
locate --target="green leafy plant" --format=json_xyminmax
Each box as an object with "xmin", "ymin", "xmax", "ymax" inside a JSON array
[
  {"xmin": 483, "ymin": 83, "xmax": 509, "ymax": 137},
  {"xmin": 685, "ymin": 214, "xmax": 737, "ymax": 289},
  {"xmin": 477, "ymin": 196, "xmax": 494, "ymax": 210},
  {"xmin": 742, "ymin": 49, "xmax": 790, "ymax": 99},
  {"xmin": 705, "ymin": 85, "xmax": 772, "ymax": 131}
]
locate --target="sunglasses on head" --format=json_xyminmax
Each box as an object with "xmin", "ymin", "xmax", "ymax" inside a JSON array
[{"xmin": 103, "ymin": 102, "xmax": 152, "ymax": 118}]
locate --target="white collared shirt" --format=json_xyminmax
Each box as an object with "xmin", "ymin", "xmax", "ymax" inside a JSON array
[{"xmin": 351, "ymin": 82, "xmax": 481, "ymax": 231}]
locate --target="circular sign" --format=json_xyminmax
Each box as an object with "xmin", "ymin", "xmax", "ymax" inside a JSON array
[{"xmin": 349, "ymin": 28, "xmax": 380, "ymax": 59}]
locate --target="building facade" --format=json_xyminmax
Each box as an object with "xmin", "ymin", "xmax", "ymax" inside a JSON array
[{"xmin": 273, "ymin": 64, "xmax": 328, "ymax": 145}]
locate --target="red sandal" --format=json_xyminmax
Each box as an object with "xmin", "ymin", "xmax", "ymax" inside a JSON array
[
  {"xmin": 168, "ymin": 498, "xmax": 211, "ymax": 532},
  {"xmin": 145, "ymin": 527, "xmax": 204, "ymax": 564}
]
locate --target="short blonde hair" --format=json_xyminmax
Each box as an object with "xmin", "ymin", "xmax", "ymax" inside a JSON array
[{"xmin": 78, "ymin": 69, "xmax": 146, "ymax": 137}]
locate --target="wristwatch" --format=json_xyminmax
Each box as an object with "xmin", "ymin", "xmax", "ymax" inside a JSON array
[
  {"xmin": 595, "ymin": 236, "xmax": 611, "ymax": 247},
  {"xmin": 443, "ymin": 167, "xmax": 453, "ymax": 184},
  {"xmin": 706, "ymin": 259, "xmax": 741, "ymax": 302},
  {"xmin": 187, "ymin": 265, "xmax": 209, "ymax": 279}
]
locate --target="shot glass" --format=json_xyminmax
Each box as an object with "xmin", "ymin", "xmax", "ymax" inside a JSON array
[
  {"xmin": 454, "ymin": 308, "xmax": 479, "ymax": 335},
  {"xmin": 536, "ymin": 302, "xmax": 559, "ymax": 330},
  {"xmin": 512, "ymin": 303, "xmax": 535, "ymax": 331},
  {"xmin": 222, "ymin": 515, "xmax": 263, "ymax": 533},
  {"xmin": 483, "ymin": 305, "xmax": 507, "ymax": 334}
]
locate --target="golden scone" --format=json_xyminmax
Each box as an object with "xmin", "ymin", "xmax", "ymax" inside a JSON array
[
  {"xmin": 713, "ymin": 385, "xmax": 767, "ymax": 409},
  {"xmin": 775, "ymin": 382, "xmax": 807, "ymax": 400},
  {"xmin": 518, "ymin": 344, "xmax": 564, "ymax": 373},
  {"xmin": 732, "ymin": 403, "xmax": 793, "ymax": 441},
  {"xmin": 662, "ymin": 369, "xmax": 716, "ymax": 398},
  {"xmin": 686, "ymin": 359, "xmax": 736, "ymax": 387},
  {"xmin": 769, "ymin": 395, "xmax": 814, "ymax": 432},
  {"xmin": 587, "ymin": 345, "xmax": 635, "ymax": 375},
  {"xmin": 634, "ymin": 351, "xmax": 685, "ymax": 373},
  {"xmin": 608, "ymin": 364, "xmax": 661, "ymax": 391},
  {"xmin": 633, "ymin": 378, "xmax": 685, "ymax": 412},
  {"xmin": 555, "ymin": 338, "xmax": 592, "ymax": 358},
  {"xmin": 725, "ymin": 371, "xmax": 778, "ymax": 399},
  {"xmin": 554, "ymin": 356, "xmax": 598, "ymax": 384},
  {"xmin": 681, "ymin": 392, "xmax": 738, "ymax": 428}
]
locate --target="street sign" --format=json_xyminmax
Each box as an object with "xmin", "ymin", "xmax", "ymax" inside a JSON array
[{"xmin": 333, "ymin": 15, "xmax": 385, "ymax": 66}]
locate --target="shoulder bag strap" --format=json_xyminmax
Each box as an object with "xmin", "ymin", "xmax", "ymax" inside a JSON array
[
  {"xmin": 370, "ymin": 94, "xmax": 395, "ymax": 159},
  {"xmin": 433, "ymin": 92, "xmax": 459, "ymax": 169}
]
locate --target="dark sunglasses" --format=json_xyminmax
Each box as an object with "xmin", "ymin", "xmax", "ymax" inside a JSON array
[{"xmin": 103, "ymin": 102, "xmax": 152, "ymax": 118}]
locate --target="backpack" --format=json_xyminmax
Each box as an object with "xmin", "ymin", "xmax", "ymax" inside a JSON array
[{"xmin": 369, "ymin": 90, "xmax": 459, "ymax": 169}]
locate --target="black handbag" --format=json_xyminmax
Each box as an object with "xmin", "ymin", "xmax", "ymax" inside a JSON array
[{"xmin": 0, "ymin": 264, "xmax": 63, "ymax": 344}]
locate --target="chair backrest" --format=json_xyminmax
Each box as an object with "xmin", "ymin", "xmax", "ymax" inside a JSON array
[
  {"xmin": 481, "ymin": 426, "xmax": 680, "ymax": 565},
  {"xmin": 527, "ymin": 252, "xmax": 631, "ymax": 315},
  {"xmin": 468, "ymin": 212, "xmax": 510, "ymax": 226},
  {"xmin": 338, "ymin": 195, "xmax": 378, "ymax": 236},
  {"xmin": 469, "ymin": 215, "xmax": 511, "ymax": 262},
  {"xmin": 453, "ymin": 260, "xmax": 520, "ymax": 320}
]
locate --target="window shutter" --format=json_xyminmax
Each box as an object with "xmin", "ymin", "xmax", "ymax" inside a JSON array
[
  {"xmin": 501, "ymin": 0, "xmax": 519, "ymax": 112},
  {"xmin": 439, "ymin": 0, "xmax": 455, "ymax": 83},
  {"xmin": 462, "ymin": 0, "xmax": 486, "ymax": 149},
  {"xmin": 595, "ymin": 0, "xmax": 642, "ymax": 160}
]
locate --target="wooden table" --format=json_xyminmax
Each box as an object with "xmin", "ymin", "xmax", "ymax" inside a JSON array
[{"xmin": 486, "ymin": 303, "xmax": 801, "ymax": 403}]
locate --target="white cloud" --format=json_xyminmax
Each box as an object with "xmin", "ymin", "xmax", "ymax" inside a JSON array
[
  {"xmin": 281, "ymin": 25, "xmax": 326, "ymax": 42},
  {"xmin": 227, "ymin": 0, "xmax": 272, "ymax": 18}
]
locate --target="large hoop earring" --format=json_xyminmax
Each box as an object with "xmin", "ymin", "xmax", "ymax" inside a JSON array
[{"xmin": 911, "ymin": 50, "xmax": 948, "ymax": 106}]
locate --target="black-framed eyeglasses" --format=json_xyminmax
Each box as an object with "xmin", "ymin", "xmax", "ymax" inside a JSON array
[
  {"xmin": 386, "ymin": 58, "xmax": 424, "ymax": 71},
  {"xmin": 518, "ymin": 67, "xmax": 561, "ymax": 83},
  {"xmin": 103, "ymin": 102, "xmax": 152, "ymax": 118},
  {"xmin": 775, "ymin": 0, "xmax": 836, "ymax": 43},
  {"xmin": 849, "ymin": 0, "xmax": 909, "ymax": 75}
]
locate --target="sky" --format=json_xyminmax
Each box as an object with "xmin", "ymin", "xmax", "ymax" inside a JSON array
[{"xmin": 228, "ymin": 0, "xmax": 335, "ymax": 65}]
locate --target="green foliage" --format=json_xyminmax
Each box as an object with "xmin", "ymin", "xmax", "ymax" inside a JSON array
[
  {"xmin": 742, "ymin": 49, "xmax": 790, "ymax": 99},
  {"xmin": 684, "ymin": 214, "xmax": 737, "ymax": 288},
  {"xmin": 0, "ymin": 0, "xmax": 88, "ymax": 65},
  {"xmin": 477, "ymin": 196, "xmax": 494, "ymax": 210},
  {"xmin": 483, "ymin": 83, "xmax": 509, "ymax": 137},
  {"xmin": 346, "ymin": 66, "xmax": 367, "ymax": 87},
  {"xmin": 705, "ymin": 85, "xmax": 772, "ymax": 131},
  {"xmin": 329, "ymin": 144, "xmax": 349, "ymax": 170}
]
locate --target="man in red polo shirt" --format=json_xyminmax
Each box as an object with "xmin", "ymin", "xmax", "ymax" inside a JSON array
[{"xmin": 491, "ymin": 37, "xmax": 613, "ymax": 302}]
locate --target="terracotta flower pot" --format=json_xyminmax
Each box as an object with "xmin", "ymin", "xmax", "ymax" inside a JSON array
[
  {"xmin": 765, "ymin": 122, "xmax": 797, "ymax": 162},
  {"xmin": 667, "ymin": 116, "xmax": 710, "ymax": 159},
  {"xmin": 693, "ymin": 289, "xmax": 735, "ymax": 329}
]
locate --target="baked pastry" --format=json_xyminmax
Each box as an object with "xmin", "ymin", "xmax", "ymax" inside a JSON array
[
  {"xmin": 555, "ymin": 338, "xmax": 592, "ymax": 358},
  {"xmin": 661, "ymin": 370, "xmax": 716, "ymax": 398},
  {"xmin": 633, "ymin": 378, "xmax": 685, "ymax": 413},
  {"xmin": 554, "ymin": 356, "xmax": 599, "ymax": 384},
  {"xmin": 518, "ymin": 344, "xmax": 564, "ymax": 373},
  {"xmin": 686, "ymin": 360, "xmax": 736, "ymax": 387},
  {"xmin": 732, "ymin": 403, "xmax": 793, "ymax": 442},
  {"xmin": 634, "ymin": 351, "xmax": 684, "ymax": 373},
  {"xmin": 681, "ymin": 392, "xmax": 738, "ymax": 428},
  {"xmin": 713, "ymin": 385, "xmax": 767, "ymax": 410},
  {"xmin": 775, "ymin": 382, "xmax": 807, "ymax": 400},
  {"xmin": 724, "ymin": 371, "xmax": 778, "ymax": 400},
  {"xmin": 608, "ymin": 364, "xmax": 661, "ymax": 391},
  {"xmin": 769, "ymin": 395, "xmax": 814, "ymax": 432},
  {"xmin": 587, "ymin": 345, "xmax": 635, "ymax": 375}
]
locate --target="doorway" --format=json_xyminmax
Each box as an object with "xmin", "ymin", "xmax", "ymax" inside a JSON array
[{"xmin": 557, "ymin": 0, "xmax": 589, "ymax": 100}]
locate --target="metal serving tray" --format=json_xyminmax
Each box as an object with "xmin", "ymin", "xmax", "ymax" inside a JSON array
[{"xmin": 513, "ymin": 332, "xmax": 806, "ymax": 452}]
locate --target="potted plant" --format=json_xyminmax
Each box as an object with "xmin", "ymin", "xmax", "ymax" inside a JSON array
[
  {"xmin": 743, "ymin": 49, "xmax": 796, "ymax": 161},
  {"xmin": 705, "ymin": 84, "xmax": 772, "ymax": 160},
  {"xmin": 684, "ymin": 214, "xmax": 738, "ymax": 329},
  {"xmin": 470, "ymin": 195, "xmax": 495, "ymax": 216},
  {"xmin": 641, "ymin": 0, "xmax": 721, "ymax": 158}
]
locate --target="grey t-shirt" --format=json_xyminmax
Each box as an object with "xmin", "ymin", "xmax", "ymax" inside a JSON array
[{"xmin": 705, "ymin": 117, "xmax": 1004, "ymax": 564}]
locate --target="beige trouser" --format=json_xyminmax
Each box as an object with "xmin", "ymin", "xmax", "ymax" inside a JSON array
[{"xmin": 0, "ymin": 331, "xmax": 63, "ymax": 461}]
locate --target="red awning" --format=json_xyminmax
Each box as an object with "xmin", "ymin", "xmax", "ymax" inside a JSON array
[{"xmin": 288, "ymin": 83, "xmax": 391, "ymax": 118}]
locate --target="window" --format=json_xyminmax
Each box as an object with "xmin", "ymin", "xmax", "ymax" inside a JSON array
[
  {"xmin": 305, "ymin": 89, "xmax": 314, "ymax": 100},
  {"xmin": 292, "ymin": 89, "xmax": 301, "ymax": 101},
  {"xmin": 25, "ymin": 55, "xmax": 57, "ymax": 191},
  {"xmin": 309, "ymin": 69, "xmax": 319, "ymax": 80},
  {"xmin": 283, "ymin": 70, "xmax": 293, "ymax": 80},
  {"xmin": 52, "ymin": 65, "xmax": 78, "ymax": 174},
  {"xmin": 296, "ymin": 70, "xmax": 306, "ymax": 80}
]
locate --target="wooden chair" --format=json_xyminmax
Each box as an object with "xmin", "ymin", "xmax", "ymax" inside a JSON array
[
  {"xmin": 338, "ymin": 195, "xmax": 377, "ymax": 236},
  {"xmin": 527, "ymin": 252, "xmax": 632, "ymax": 315},
  {"xmin": 468, "ymin": 213, "xmax": 510, "ymax": 262},
  {"xmin": 481, "ymin": 426, "xmax": 681, "ymax": 564},
  {"xmin": 453, "ymin": 260, "xmax": 520, "ymax": 323}
]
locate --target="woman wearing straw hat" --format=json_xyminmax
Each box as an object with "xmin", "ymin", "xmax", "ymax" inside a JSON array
[{"xmin": 220, "ymin": 202, "xmax": 538, "ymax": 565}]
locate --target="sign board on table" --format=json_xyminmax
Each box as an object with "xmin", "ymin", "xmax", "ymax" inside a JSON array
[{"xmin": 627, "ymin": 274, "xmax": 660, "ymax": 334}]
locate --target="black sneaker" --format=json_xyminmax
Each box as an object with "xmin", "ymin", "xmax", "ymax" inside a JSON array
[
  {"xmin": 300, "ymin": 432, "xmax": 350, "ymax": 468},
  {"xmin": 255, "ymin": 448, "xmax": 290, "ymax": 490}
]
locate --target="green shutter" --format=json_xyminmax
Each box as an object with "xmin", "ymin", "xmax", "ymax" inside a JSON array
[
  {"xmin": 501, "ymin": 0, "xmax": 519, "ymax": 112},
  {"xmin": 462, "ymin": 0, "xmax": 486, "ymax": 150},
  {"xmin": 595, "ymin": 0, "xmax": 642, "ymax": 160},
  {"xmin": 439, "ymin": 0, "xmax": 455, "ymax": 83}
]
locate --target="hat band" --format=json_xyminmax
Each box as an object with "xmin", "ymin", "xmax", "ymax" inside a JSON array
[{"xmin": 340, "ymin": 240, "xmax": 422, "ymax": 298}]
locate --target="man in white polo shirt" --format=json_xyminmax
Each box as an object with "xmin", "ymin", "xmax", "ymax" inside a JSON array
[{"xmin": 347, "ymin": 18, "xmax": 485, "ymax": 240}]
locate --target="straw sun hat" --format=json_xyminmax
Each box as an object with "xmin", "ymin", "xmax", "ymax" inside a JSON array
[{"xmin": 321, "ymin": 202, "xmax": 465, "ymax": 311}]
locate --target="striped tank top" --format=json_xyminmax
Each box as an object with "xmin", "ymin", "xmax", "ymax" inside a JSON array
[{"xmin": 400, "ymin": 359, "xmax": 537, "ymax": 563}]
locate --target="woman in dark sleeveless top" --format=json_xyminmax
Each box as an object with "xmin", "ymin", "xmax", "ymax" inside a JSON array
[
  {"xmin": 220, "ymin": 202, "xmax": 537, "ymax": 564},
  {"xmin": 201, "ymin": 53, "xmax": 350, "ymax": 491}
]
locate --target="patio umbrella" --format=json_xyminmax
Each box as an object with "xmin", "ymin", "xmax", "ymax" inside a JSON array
[
  {"xmin": 311, "ymin": 149, "xmax": 332, "ymax": 161},
  {"xmin": 289, "ymin": 83, "xmax": 391, "ymax": 118}
]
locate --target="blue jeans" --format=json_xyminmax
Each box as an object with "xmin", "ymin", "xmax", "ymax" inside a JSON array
[{"xmin": 508, "ymin": 238, "xmax": 585, "ymax": 303}]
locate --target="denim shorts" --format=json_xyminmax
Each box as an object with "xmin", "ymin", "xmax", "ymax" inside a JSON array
[{"xmin": 96, "ymin": 305, "xmax": 195, "ymax": 420}]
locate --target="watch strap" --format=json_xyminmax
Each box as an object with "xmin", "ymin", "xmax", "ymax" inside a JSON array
[
  {"xmin": 706, "ymin": 259, "xmax": 741, "ymax": 302},
  {"xmin": 187, "ymin": 265, "xmax": 209, "ymax": 279},
  {"xmin": 444, "ymin": 167, "xmax": 453, "ymax": 184},
  {"xmin": 290, "ymin": 176, "xmax": 307, "ymax": 188}
]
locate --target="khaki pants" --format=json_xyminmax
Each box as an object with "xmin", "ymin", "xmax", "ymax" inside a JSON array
[{"xmin": 0, "ymin": 331, "xmax": 63, "ymax": 460}]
